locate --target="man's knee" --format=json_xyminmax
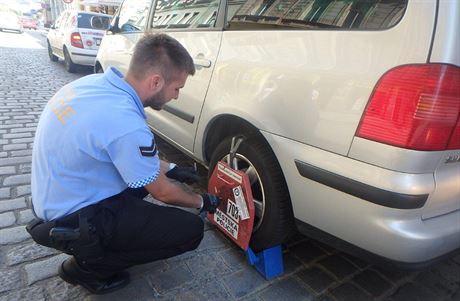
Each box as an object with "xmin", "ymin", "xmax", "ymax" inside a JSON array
[
  {"xmin": 187, "ymin": 214, "xmax": 205, "ymax": 240},
  {"xmin": 179, "ymin": 214, "xmax": 204, "ymax": 251}
]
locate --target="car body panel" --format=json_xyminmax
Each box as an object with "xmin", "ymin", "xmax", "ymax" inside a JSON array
[
  {"xmin": 196, "ymin": 1, "xmax": 436, "ymax": 157},
  {"xmin": 262, "ymin": 131, "xmax": 460, "ymax": 263},
  {"xmin": 422, "ymin": 158, "xmax": 460, "ymax": 219},
  {"xmin": 145, "ymin": 31, "xmax": 223, "ymax": 153},
  {"xmin": 430, "ymin": 0, "xmax": 460, "ymax": 66},
  {"xmin": 97, "ymin": 32, "xmax": 139, "ymax": 74}
]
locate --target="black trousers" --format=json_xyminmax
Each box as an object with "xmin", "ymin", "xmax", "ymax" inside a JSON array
[{"xmin": 37, "ymin": 188, "xmax": 204, "ymax": 278}]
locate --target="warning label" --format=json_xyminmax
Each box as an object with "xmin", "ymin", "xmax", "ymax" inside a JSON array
[
  {"xmin": 218, "ymin": 163, "xmax": 242, "ymax": 183},
  {"xmin": 214, "ymin": 208, "xmax": 238, "ymax": 239},
  {"xmin": 233, "ymin": 186, "xmax": 250, "ymax": 220}
]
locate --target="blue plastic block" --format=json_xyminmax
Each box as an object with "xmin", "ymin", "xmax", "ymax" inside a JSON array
[{"xmin": 245, "ymin": 245, "xmax": 284, "ymax": 280}]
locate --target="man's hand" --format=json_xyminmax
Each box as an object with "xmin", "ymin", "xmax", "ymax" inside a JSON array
[
  {"xmin": 200, "ymin": 193, "xmax": 221, "ymax": 214},
  {"xmin": 165, "ymin": 165, "xmax": 200, "ymax": 184}
]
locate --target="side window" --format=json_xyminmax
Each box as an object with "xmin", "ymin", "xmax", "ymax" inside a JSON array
[
  {"xmin": 118, "ymin": 0, "xmax": 151, "ymax": 33},
  {"xmin": 227, "ymin": 0, "xmax": 407, "ymax": 30},
  {"xmin": 151, "ymin": 0, "xmax": 221, "ymax": 30}
]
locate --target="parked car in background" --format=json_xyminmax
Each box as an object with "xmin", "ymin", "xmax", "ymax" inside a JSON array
[
  {"xmin": 0, "ymin": 11, "xmax": 23, "ymax": 34},
  {"xmin": 21, "ymin": 17, "xmax": 37, "ymax": 30},
  {"xmin": 96, "ymin": 0, "xmax": 460, "ymax": 268},
  {"xmin": 47, "ymin": 10, "xmax": 112, "ymax": 73}
]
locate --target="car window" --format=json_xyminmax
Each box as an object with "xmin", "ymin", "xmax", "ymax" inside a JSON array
[
  {"xmin": 227, "ymin": 0, "xmax": 407, "ymax": 30},
  {"xmin": 117, "ymin": 0, "xmax": 151, "ymax": 33},
  {"xmin": 77, "ymin": 13, "xmax": 111, "ymax": 29},
  {"xmin": 151, "ymin": 0, "xmax": 221, "ymax": 30}
]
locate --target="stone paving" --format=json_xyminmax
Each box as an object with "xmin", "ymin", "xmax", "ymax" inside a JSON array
[{"xmin": 0, "ymin": 30, "xmax": 459, "ymax": 301}]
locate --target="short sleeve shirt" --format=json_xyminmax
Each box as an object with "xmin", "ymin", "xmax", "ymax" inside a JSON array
[{"xmin": 31, "ymin": 67, "xmax": 160, "ymax": 221}]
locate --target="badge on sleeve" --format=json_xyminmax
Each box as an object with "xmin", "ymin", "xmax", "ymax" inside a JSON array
[{"xmin": 139, "ymin": 139, "xmax": 157, "ymax": 157}]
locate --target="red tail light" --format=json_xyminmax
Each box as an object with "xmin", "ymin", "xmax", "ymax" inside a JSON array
[
  {"xmin": 70, "ymin": 32, "xmax": 83, "ymax": 48},
  {"xmin": 356, "ymin": 64, "xmax": 460, "ymax": 151}
]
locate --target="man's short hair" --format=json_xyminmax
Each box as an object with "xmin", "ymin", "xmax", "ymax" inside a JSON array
[{"xmin": 129, "ymin": 34, "xmax": 195, "ymax": 82}]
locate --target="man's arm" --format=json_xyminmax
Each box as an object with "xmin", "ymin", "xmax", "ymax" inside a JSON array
[{"xmin": 144, "ymin": 172, "xmax": 202, "ymax": 209}]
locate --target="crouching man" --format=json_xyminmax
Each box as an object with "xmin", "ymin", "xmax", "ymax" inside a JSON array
[{"xmin": 28, "ymin": 34, "xmax": 220, "ymax": 294}]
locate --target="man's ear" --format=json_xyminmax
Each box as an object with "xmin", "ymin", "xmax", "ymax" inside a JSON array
[{"xmin": 149, "ymin": 74, "xmax": 165, "ymax": 93}]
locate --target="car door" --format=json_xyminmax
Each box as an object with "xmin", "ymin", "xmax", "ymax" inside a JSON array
[
  {"xmin": 48, "ymin": 12, "xmax": 68, "ymax": 55},
  {"xmin": 97, "ymin": 0, "xmax": 152, "ymax": 74},
  {"xmin": 145, "ymin": 0, "xmax": 224, "ymax": 154}
]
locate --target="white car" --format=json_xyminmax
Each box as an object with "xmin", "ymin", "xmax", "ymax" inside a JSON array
[
  {"xmin": 96, "ymin": 0, "xmax": 460, "ymax": 267},
  {"xmin": 47, "ymin": 10, "xmax": 111, "ymax": 73},
  {"xmin": 0, "ymin": 11, "xmax": 23, "ymax": 34}
]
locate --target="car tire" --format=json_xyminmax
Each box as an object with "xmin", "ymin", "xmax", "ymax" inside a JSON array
[
  {"xmin": 47, "ymin": 42, "xmax": 58, "ymax": 62},
  {"xmin": 63, "ymin": 47, "xmax": 77, "ymax": 73},
  {"xmin": 94, "ymin": 64, "xmax": 103, "ymax": 74},
  {"xmin": 208, "ymin": 135, "xmax": 295, "ymax": 252}
]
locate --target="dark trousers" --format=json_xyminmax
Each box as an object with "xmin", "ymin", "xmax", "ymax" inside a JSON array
[{"xmin": 36, "ymin": 188, "xmax": 204, "ymax": 278}]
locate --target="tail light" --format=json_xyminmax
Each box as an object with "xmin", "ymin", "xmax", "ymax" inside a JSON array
[
  {"xmin": 70, "ymin": 32, "xmax": 83, "ymax": 48},
  {"xmin": 356, "ymin": 64, "xmax": 460, "ymax": 151}
]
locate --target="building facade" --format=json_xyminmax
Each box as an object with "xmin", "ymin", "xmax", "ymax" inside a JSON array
[{"xmin": 44, "ymin": 0, "xmax": 122, "ymax": 25}]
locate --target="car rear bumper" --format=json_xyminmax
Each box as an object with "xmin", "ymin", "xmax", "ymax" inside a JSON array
[
  {"xmin": 0, "ymin": 26, "xmax": 22, "ymax": 32},
  {"xmin": 262, "ymin": 132, "xmax": 460, "ymax": 263},
  {"xmin": 69, "ymin": 48, "xmax": 97, "ymax": 66}
]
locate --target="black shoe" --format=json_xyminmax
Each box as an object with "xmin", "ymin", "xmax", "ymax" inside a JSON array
[{"xmin": 58, "ymin": 258, "xmax": 130, "ymax": 294}]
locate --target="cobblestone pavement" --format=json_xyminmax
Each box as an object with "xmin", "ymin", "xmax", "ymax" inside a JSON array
[{"xmin": 0, "ymin": 30, "xmax": 459, "ymax": 301}]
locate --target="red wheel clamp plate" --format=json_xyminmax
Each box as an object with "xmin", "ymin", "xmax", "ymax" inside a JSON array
[{"xmin": 207, "ymin": 161, "xmax": 255, "ymax": 251}]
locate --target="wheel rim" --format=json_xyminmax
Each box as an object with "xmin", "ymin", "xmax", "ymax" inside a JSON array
[{"xmin": 221, "ymin": 153, "xmax": 265, "ymax": 232}]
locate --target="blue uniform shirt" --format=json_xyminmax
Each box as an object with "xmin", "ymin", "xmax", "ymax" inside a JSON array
[{"xmin": 32, "ymin": 67, "xmax": 160, "ymax": 221}]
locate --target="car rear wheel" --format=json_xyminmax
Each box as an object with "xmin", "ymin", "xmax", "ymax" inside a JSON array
[
  {"xmin": 63, "ymin": 47, "xmax": 77, "ymax": 73},
  {"xmin": 208, "ymin": 135, "xmax": 295, "ymax": 251},
  {"xmin": 47, "ymin": 42, "xmax": 58, "ymax": 62}
]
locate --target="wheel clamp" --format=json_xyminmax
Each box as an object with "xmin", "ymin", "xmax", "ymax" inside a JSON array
[{"xmin": 207, "ymin": 137, "xmax": 284, "ymax": 280}]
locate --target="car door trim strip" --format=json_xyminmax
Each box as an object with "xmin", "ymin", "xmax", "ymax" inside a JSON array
[
  {"xmin": 163, "ymin": 104, "xmax": 195, "ymax": 124},
  {"xmin": 295, "ymin": 160, "xmax": 428, "ymax": 209}
]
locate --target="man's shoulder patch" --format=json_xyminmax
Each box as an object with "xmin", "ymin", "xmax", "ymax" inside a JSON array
[{"xmin": 139, "ymin": 139, "xmax": 158, "ymax": 157}]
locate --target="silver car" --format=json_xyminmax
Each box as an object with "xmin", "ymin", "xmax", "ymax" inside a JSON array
[{"xmin": 96, "ymin": 0, "xmax": 460, "ymax": 267}]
